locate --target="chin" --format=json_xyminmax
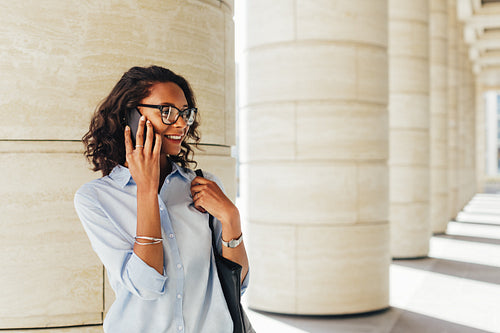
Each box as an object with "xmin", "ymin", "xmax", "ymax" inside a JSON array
[{"xmin": 162, "ymin": 148, "xmax": 182, "ymax": 156}]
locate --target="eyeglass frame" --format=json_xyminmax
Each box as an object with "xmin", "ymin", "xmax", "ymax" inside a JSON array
[{"xmin": 136, "ymin": 104, "xmax": 198, "ymax": 126}]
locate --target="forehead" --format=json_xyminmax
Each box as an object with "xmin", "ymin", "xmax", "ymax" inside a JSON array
[{"xmin": 144, "ymin": 82, "xmax": 187, "ymax": 105}]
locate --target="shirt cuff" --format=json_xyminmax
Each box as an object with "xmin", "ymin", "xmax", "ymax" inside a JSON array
[{"xmin": 126, "ymin": 253, "xmax": 168, "ymax": 299}]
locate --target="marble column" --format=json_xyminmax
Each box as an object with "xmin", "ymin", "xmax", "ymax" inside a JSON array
[
  {"xmin": 476, "ymin": 83, "xmax": 486, "ymax": 192},
  {"xmin": 430, "ymin": 0, "xmax": 449, "ymax": 234},
  {"xmin": 465, "ymin": 63, "xmax": 477, "ymax": 203},
  {"xmin": 389, "ymin": 0, "xmax": 431, "ymax": 257},
  {"xmin": 241, "ymin": 0, "xmax": 390, "ymax": 314},
  {"xmin": 457, "ymin": 24, "xmax": 475, "ymax": 210},
  {"xmin": 0, "ymin": 0, "xmax": 235, "ymax": 329},
  {"xmin": 447, "ymin": 0, "xmax": 460, "ymax": 220}
]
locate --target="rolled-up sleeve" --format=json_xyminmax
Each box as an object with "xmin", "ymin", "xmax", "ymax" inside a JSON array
[{"xmin": 74, "ymin": 188, "xmax": 167, "ymax": 300}]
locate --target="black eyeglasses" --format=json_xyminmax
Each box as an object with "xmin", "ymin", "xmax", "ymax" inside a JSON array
[{"xmin": 137, "ymin": 104, "xmax": 197, "ymax": 126}]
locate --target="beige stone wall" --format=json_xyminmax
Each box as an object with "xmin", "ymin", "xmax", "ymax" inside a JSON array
[
  {"xmin": 389, "ymin": 0, "xmax": 431, "ymax": 258},
  {"xmin": 241, "ymin": 0, "xmax": 390, "ymax": 315},
  {"xmin": 430, "ymin": 0, "xmax": 449, "ymax": 234},
  {"xmin": 0, "ymin": 0, "xmax": 235, "ymax": 329}
]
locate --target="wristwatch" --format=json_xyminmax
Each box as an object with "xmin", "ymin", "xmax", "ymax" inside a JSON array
[{"xmin": 222, "ymin": 233, "xmax": 243, "ymax": 248}]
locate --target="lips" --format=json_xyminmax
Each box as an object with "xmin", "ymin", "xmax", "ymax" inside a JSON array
[{"xmin": 165, "ymin": 135, "xmax": 183, "ymax": 140}]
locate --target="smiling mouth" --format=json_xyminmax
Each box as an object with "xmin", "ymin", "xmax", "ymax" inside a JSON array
[{"xmin": 166, "ymin": 135, "xmax": 183, "ymax": 140}]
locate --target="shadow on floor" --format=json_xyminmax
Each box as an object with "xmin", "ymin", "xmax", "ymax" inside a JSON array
[
  {"xmin": 249, "ymin": 307, "xmax": 492, "ymax": 333},
  {"xmin": 392, "ymin": 256, "xmax": 500, "ymax": 285},
  {"xmin": 434, "ymin": 233, "xmax": 500, "ymax": 246}
]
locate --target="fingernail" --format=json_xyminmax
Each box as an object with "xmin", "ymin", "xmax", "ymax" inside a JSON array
[
  {"xmin": 125, "ymin": 126, "xmax": 130, "ymax": 131},
  {"xmin": 147, "ymin": 120, "xmax": 151, "ymax": 125},
  {"xmin": 140, "ymin": 116, "xmax": 145, "ymax": 121}
]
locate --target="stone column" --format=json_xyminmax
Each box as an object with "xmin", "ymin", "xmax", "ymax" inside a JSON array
[
  {"xmin": 430, "ymin": 0, "xmax": 449, "ymax": 234},
  {"xmin": 0, "ymin": 0, "xmax": 235, "ymax": 329},
  {"xmin": 447, "ymin": 0, "xmax": 460, "ymax": 219},
  {"xmin": 389, "ymin": 0, "xmax": 431, "ymax": 257},
  {"xmin": 241, "ymin": 0, "xmax": 390, "ymax": 314},
  {"xmin": 465, "ymin": 64, "xmax": 477, "ymax": 203},
  {"xmin": 485, "ymin": 91, "xmax": 499, "ymax": 177},
  {"xmin": 457, "ymin": 24, "xmax": 474, "ymax": 210},
  {"xmin": 476, "ymin": 83, "xmax": 486, "ymax": 192}
]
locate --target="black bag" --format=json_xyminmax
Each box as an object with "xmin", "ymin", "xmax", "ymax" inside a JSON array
[{"xmin": 195, "ymin": 170, "xmax": 254, "ymax": 333}]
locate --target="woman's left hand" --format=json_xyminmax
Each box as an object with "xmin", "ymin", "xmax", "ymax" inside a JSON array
[{"xmin": 190, "ymin": 177, "xmax": 238, "ymax": 225}]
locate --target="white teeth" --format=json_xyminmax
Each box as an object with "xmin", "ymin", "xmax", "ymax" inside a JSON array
[{"xmin": 167, "ymin": 135, "xmax": 182, "ymax": 140}]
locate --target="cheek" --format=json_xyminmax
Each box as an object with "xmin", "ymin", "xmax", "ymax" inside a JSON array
[{"xmin": 160, "ymin": 136, "xmax": 169, "ymax": 149}]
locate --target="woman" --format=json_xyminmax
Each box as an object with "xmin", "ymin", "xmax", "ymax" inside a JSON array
[{"xmin": 74, "ymin": 65, "xmax": 249, "ymax": 333}]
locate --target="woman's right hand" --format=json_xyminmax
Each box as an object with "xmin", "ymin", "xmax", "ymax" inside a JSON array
[{"xmin": 124, "ymin": 115, "xmax": 162, "ymax": 192}]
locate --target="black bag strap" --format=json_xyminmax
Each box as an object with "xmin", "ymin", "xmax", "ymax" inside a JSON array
[{"xmin": 195, "ymin": 169, "xmax": 218, "ymax": 252}]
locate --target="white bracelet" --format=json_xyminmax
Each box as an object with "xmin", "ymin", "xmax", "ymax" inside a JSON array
[
  {"xmin": 134, "ymin": 236, "xmax": 163, "ymax": 245},
  {"xmin": 135, "ymin": 236, "xmax": 162, "ymax": 242},
  {"xmin": 135, "ymin": 239, "xmax": 162, "ymax": 245}
]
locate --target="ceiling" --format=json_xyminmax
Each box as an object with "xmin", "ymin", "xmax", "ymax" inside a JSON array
[{"xmin": 459, "ymin": 0, "xmax": 500, "ymax": 86}]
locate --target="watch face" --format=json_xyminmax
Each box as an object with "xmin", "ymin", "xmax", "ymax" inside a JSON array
[{"xmin": 223, "ymin": 234, "xmax": 243, "ymax": 248}]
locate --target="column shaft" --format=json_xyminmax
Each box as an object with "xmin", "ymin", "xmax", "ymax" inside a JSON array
[
  {"xmin": 430, "ymin": 0, "xmax": 449, "ymax": 233},
  {"xmin": 389, "ymin": 0, "xmax": 431, "ymax": 257},
  {"xmin": 242, "ymin": 0, "xmax": 390, "ymax": 314},
  {"xmin": 447, "ymin": 0, "xmax": 460, "ymax": 219},
  {"xmin": 476, "ymin": 83, "xmax": 486, "ymax": 192},
  {"xmin": 0, "ymin": 0, "xmax": 235, "ymax": 328}
]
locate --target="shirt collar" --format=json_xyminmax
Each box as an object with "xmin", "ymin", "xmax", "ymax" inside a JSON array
[
  {"xmin": 108, "ymin": 164, "xmax": 133, "ymax": 188},
  {"xmin": 170, "ymin": 161, "xmax": 192, "ymax": 181}
]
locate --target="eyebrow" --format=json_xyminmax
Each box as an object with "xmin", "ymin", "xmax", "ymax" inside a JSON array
[{"xmin": 160, "ymin": 102, "xmax": 189, "ymax": 108}]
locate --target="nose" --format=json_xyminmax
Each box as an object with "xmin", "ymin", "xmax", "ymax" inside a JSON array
[{"xmin": 174, "ymin": 114, "xmax": 188, "ymax": 129}]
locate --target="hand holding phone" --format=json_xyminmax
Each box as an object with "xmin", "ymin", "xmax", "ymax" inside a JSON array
[
  {"xmin": 126, "ymin": 108, "xmax": 155, "ymax": 147},
  {"xmin": 124, "ymin": 109, "xmax": 162, "ymax": 192}
]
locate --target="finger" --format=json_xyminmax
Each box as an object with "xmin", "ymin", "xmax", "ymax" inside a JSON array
[
  {"xmin": 153, "ymin": 132, "xmax": 162, "ymax": 156},
  {"xmin": 124, "ymin": 126, "xmax": 133, "ymax": 155},
  {"xmin": 190, "ymin": 184, "xmax": 207, "ymax": 197},
  {"xmin": 195, "ymin": 206, "xmax": 207, "ymax": 213},
  {"xmin": 191, "ymin": 176, "xmax": 211, "ymax": 187},
  {"xmin": 135, "ymin": 115, "xmax": 146, "ymax": 147},
  {"xmin": 192, "ymin": 198, "xmax": 207, "ymax": 213},
  {"xmin": 143, "ymin": 119, "xmax": 154, "ymax": 154}
]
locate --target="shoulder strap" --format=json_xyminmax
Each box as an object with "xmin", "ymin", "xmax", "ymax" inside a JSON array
[{"xmin": 195, "ymin": 169, "xmax": 218, "ymax": 252}]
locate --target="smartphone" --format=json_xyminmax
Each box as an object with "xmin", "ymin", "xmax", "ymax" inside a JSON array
[{"xmin": 126, "ymin": 108, "xmax": 155, "ymax": 146}]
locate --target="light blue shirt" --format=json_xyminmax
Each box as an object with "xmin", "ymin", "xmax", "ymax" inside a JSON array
[{"xmin": 74, "ymin": 163, "xmax": 248, "ymax": 333}]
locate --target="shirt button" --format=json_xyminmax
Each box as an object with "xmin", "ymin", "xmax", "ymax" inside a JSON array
[
  {"xmin": 177, "ymin": 293, "xmax": 182, "ymax": 299},
  {"xmin": 169, "ymin": 234, "xmax": 174, "ymax": 239},
  {"xmin": 178, "ymin": 326, "xmax": 183, "ymax": 331},
  {"xmin": 160, "ymin": 207, "xmax": 164, "ymax": 211},
  {"xmin": 166, "ymin": 179, "xmax": 170, "ymax": 184},
  {"xmin": 177, "ymin": 263, "xmax": 182, "ymax": 269}
]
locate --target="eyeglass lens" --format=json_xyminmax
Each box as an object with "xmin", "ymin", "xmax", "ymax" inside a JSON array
[{"xmin": 162, "ymin": 106, "xmax": 196, "ymax": 125}]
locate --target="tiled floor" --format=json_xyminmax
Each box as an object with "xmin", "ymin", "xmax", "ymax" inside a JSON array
[{"xmin": 245, "ymin": 193, "xmax": 500, "ymax": 333}]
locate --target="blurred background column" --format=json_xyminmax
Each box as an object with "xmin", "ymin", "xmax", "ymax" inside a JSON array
[
  {"xmin": 430, "ymin": 0, "xmax": 450, "ymax": 234},
  {"xmin": 457, "ymin": 21, "xmax": 477, "ymax": 210},
  {"xmin": 241, "ymin": 0, "xmax": 390, "ymax": 314},
  {"xmin": 388, "ymin": 0, "xmax": 431, "ymax": 258},
  {"xmin": 0, "ymin": 0, "xmax": 235, "ymax": 329},
  {"xmin": 476, "ymin": 82, "xmax": 486, "ymax": 193},
  {"xmin": 447, "ymin": 0, "xmax": 460, "ymax": 220}
]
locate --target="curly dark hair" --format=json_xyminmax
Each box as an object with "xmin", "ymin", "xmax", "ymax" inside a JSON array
[{"xmin": 82, "ymin": 65, "xmax": 200, "ymax": 176}]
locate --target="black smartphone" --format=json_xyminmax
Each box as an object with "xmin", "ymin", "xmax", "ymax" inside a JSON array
[{"xmin": 126, "ymin": 108, "xmax": 155, "ymax": 146}]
